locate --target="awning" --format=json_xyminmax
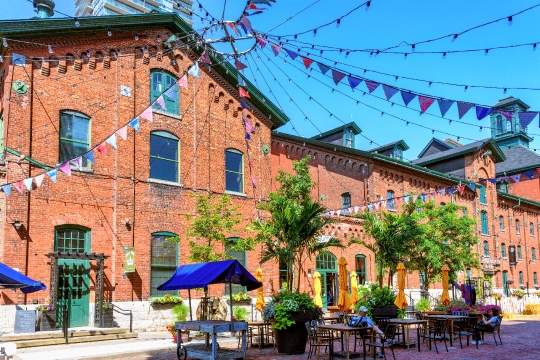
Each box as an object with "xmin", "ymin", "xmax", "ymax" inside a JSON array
[
  {"xmin": 157, "ymin": 259, "xmax": 262, "ymax": 291},
  {"xmin": 0, "ymin": 262, "xmax": 46, "ymax": 294}
]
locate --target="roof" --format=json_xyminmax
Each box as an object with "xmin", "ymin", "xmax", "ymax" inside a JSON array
[
  {"xmin": 310, "ymin": 122, "xmax": 362, "ymax": 140},
  {"xmin": 417, "ymin": 138, "xmax": 453, "ymax": 158},
  {"xmin": 496, "ymin": 146, "xmax": 540, "ymax": 175},
  {"xmin": 412, "ymin": 138, "xmax": 506, "ymax": 166},
  {"xmin": 369, "ymin": 140, "xmax": 410, "ymax": 153},
  {"xmin": 0, "ymin": 12, "xmax": 288, "ymax": 128},
  {"xmin": 492, "ymin": 97, "xmax": 530, "ymax": 111}
]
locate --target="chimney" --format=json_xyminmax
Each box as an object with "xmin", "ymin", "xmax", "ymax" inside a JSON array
[{"xmin": 34, "ymin": 0, "xmax": 55, "ymax": 19}]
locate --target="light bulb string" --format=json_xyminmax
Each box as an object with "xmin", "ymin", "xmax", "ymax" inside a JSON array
[
  {"xmin": 245, "ymin": 53, "xmax": 285, "ymax": 114},
  {"xmin": 260, "ymin": 0, "xmax": 322, "ymax": 35}
]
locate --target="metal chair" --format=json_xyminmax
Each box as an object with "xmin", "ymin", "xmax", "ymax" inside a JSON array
[
  {"xmin": 474, "ymin": 316, "xmax": 503, "ymax": 348},
  {"xmin": 452, "ymin": 313, "xmax": 475, "ymax": 348},
  {"xmin": 364, "ymin": 323, "xmax": 398, "ymax": 360},
  {"xmin": 417, "ymin": 318, "xmax": 449, "ymax": 353},
  {"xmin": 305, "ymin": 320, "xmax": 331, "ymax": 359}
]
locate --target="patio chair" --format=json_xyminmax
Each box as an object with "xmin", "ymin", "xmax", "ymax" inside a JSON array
[
  {"xmin": 452, "ymin": 314, "xmax": 475, "ymax": 348},
  {"xmin": 417, "ymin": 318, "xmax": 449, "ymax": 353},
  {"xmin": 364, "ymin": 323, "xmax": 398, "ymax": 360},
  {"xmin": 305, "ymin": 320, "xmax": 331, "ymax": 359},
  {"xmin": 474, "ymin": 316, "xmax": 503, "ymax": 349},
  {"xmin": 373, "ymin": 317, "xmax": 390, "ymax": 332}
]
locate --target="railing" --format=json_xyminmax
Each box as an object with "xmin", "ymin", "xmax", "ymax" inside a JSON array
[
  {"xmin": 112, "ymin": 304, "xmax": 133, "ymax": 333},
  {"xmin": 62, "ymin": 305, "xmax": 69, "ymax": 344},
  {"xmin": 407, "ymin": 290, "xmax": 440, "ymax": 309}
]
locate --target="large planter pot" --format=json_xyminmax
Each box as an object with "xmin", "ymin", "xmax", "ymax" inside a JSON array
[
  {"xmin": 101, "ymin": 309, "xmax": 114, "ymax": 328},
  {"xmin": 39, "ymin": 311, "xmax": 57, "ymax": 331},
  {"xmin": 274, "ymin": 310, "xmax": 314, "ymax": 355},
  {"xmin": 373, "ymin": 305, "xmax": 398, "ymax": 318}
]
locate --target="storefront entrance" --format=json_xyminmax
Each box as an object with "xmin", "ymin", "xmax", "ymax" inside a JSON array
[
  {"xmin": 316, "ymin": 252, "xmax": 338, "ymax": 309},
  {"xmin": 57, "ymin": 259, "xmax": 90, "ymax": 327}
]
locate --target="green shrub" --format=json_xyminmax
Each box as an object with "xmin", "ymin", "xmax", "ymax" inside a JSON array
[
  {"xmin": 233, "ymin": 306, "xmax": 250, "ymax": 322},
  {"xmin": 415, "ymin": 298, "xmax": 430, "ymax": 312},
  {"xmin": 172, "ymin": 303, "xmax": 190, "ymax": 322}
]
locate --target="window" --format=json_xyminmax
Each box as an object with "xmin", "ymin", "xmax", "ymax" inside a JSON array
[
  {"xmin": 150, "ymin": 70, "xmax": 179, "ymax": 115},
  {"xmin": 440, "ymin": 202, "xmax": 446, "ymax": 207},
  {"xmin": 151, "ymin": 232, "xmax": 178, "ymax": 297},
  {"xmin": 466, "ymin": 269, "xmax": 471, "ymax": 281},
  {"xmin": 533, "ymin": 247, "xmax": 537, "ymax": 261},
  {"xmin": 516, "ymin": 220, "xmax": 520, "ymax": 234},
  {"xmin": 225, "ymin": 238, "xmax": 246, "ymax": 294},
  {"xmin": 531, "ymin": 222, "xmax": 535, "ymax": 237},
  {"xmin": 496, "ymin": 182, "xmax": 508, "ymax": 193},
  {"xmin": 416, "ymin": 207, "xmax": 423, "ymax": 214},
  {"xmin": 279, "ymin": 258, "xmax": 288, "ymax": 290},
  {"xmin": 316, "ymin": 253, "xmax": 337, "ymax": 270},
  {"xmin": 225, "ymin": 149, "xmax": 244, "ymax": 193},
  {"xmin": 483, "ymin": 241, "xmax": 489, "ymax": 257},
  {"xmin": 501, "ymin": 243, "xmax": 507, "ymax": 258},
  {"xmin": 479, "ymin": 185, "xmax": 486, "ymax": 204},
  {"xmin": 55, "ymin": 225, "xmax": 90, "ymax": 253},
  {"xmin": 534, "ymin": 272, "xmax": 538, "ymax": 286},
  {"xmin": 499, "ymin": 216, "xmax": 505, "ymax": 231},
  {"xmin": 355, "ymin": 254, "xmax": 367, "ymax": 285},
  {"xmin": 518, "ymin": 245, "xmax": 522, "ymax": 260},
  {"xmin": 496, "ymin": 115, "xmax": 503, "ymax": 134},
  {"xmin": 519, "ymin": 271, "xmax": 523, "ymax": 286},
  {"xmin": 481, "ymin": 211, "xmax": 489, "ymax": 235},
  {"xmin": 150, "ymin": 131, "xmax": 179, "ymax": 183},
  {"xmin": 462, "ymin": 208, "xmax": 468, "ymax": 217},
  {"xmin": 342, "ymin": 193, "xmax": 351, "ymax": 210},
  {"xmin": 387, "ymin": 190, "xmax": 395, "ymax": 210},
  {"xmin": 392, "ymin": 146, "xmax": 402, "ymax": 160},
  {"xmin": 59, "ymin": 111, "xmax": 91, "ymax": 167}
]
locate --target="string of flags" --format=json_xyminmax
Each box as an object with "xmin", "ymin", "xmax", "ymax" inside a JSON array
[
  {"xmin": 262, "ymin": 43, "xmax": 540, "ymax": 127},
  {"xmin": 243, "ymin": 0, "xmax": 276, "ymax": 17},
  {"xmin": 325, "ymin": 183, "xmax": 478, "ymax": 217},
  {"xmin": 481, "ymin": 168, "xmax": 540, "ymax": 185}
]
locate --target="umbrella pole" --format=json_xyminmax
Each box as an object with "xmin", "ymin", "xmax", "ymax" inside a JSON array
[
  {"xmin": 229, "ymin": 282, "xmax": 233, "ymax": 322},
  {"xmin": 188, "ymin": 289, "xmax": 193, "ymax": 321}
]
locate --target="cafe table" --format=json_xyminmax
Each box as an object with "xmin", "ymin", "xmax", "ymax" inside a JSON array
[
  {"xmin": 388, "ymin": 318, "xmax": 427, "ymax": 348},
  {"xmin": 317, "ymin": 323, "xmax": 372, "ymax": 360},
  {"xmin": 323, "ymin": 315, "xmax": 342, "ymax": 324},
  {"xmin": 247, "ymin": 321, "xmax": 272, "ymax": 349},
  {"xmin": 424, "ymin": 314, "xmax": 470, "ymax": 347}
]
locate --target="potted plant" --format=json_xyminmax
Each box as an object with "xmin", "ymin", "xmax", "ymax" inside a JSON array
[
  {"xmin": 170, "ymin": 303, "xmax": 190, "ymax": 342},
  {"xmin": 227, "ymin": 292, "xmax": 252, "ymax": 306},
  {"xmin": 100, "ymin": 302, "xmax": 114, "ymax": 328},
  {"xmin": 367, "ymin": 284, "xmax": 398, "ymax": 318},
  {"xmin": 36, "ymin": 302, "xmax": 56, "ymax": 331},
  {"xmin": 151, "ymin": 294, "xmax": 183, "ymax": 309},
  {"xmin": 415, "ymin": 298, "xmax": 431, "ymax": 314},
  {"xmin": 512, "ymin": 289, "xmax": 526, "ymax": 299},
  {"xmin": 233, "ymin": 306, "xmax": 250, "ymax": 322},
  {"xmin": 491, "ymin": 293, "xmax": 503, "ymax": 301}
]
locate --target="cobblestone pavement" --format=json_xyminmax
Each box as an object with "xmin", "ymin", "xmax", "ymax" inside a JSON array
[{"xmin": 120, "ymin": 316, "xmax": 540, "ymax": 360}]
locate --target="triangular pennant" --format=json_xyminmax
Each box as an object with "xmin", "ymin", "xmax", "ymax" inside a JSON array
[
  {"xmin": 245, "ymin": 120, "xmax": 256, "ymax": 133},
  {"xmin": 248, "ymin": 4, "xmax": 266, "ymax": 10},
  {"xmin": 457, "ymin": 102, "xmax": 475, "ymax": 119},
  {"xmin": 235, "ymin": 59, "xmax": 248, "ymax": 71},
  {"xmin": 140, "ymin": 106, "xmax": 153, "ymax": 122},
  {"xmin": 13, "ymin": 181, "xmax": 24, "ymax": 194},
  {"xmin": 252, "ymin": 176, "xmax": 258, "ymax": 188},
  {"xmin": 240, "ymin": 99, "xmax": 251, "ymax": 109},
  {"xmin": 240, "ymin": 16, "xmax": 252, "ymax": 32},
  {"xmin": 489, "ymin": 178, "xmax": 497, "ymax": 184},
  {"xmin": 330, "ymin": 211, "xmax": 335, "ymax": 216},
  {"xmin": 518, "ymin": 112, "xmax": 538, "ymax": 129},
  {"xmin": 498, "ymin": 110, "xmax": 513, "ymax": 121},
  {"xmin": 382, "ymin": 85, "xmax": 398, "ymax": 100},
  {"xmin": 448, "ymin": 187, "xmax": 455, "ymax": 196},
  {"xmin": 58, "ymin": 161, "xmax": 71, "ymax": 176},
  {"xmin": 348, "ymin": 207, "xmax": 353, "ymax": 214},
  {"xmin": 227, "ymin": 22, "xmax": 240, "ymax": 36},
  {"xmin": 270, "ymin": 42, "xmax": 282, "ymax": 56},
  {"xmin": 374, "ymin": 202, "xmax": 380, "ymax": 209},
  {"xmin": 256, "ymin": 36, "xmax": 267, "ymax": 49},
  {"xmin": 510, "ymin": 174, "xmax": 521, "ymax": 183},
  {"xmin": 1, "ymin": 184, "xmax": 11, "ymax": 196},
  {"xmin": 336, "ymin": 210, "xmax": 342, "ymax": 216},
  {"xmin": 96, "ymin": 143, "xmax": 107, "ymax": 156},
  {"xmin": 188, "ymin": 61, "xmax": 201, "ymax": 78},
  {"xmin": 246, "ymin": 133, "xmax": 253, "ymax": 141},
  {"xmin": 412, "ymin": 195, "xmax": 418, "ymax": 201},
  {"xmin": 367, "ymin": 205, "xmax": 373, "ymax": 211},
  {"xmin": 361, "ymin": 206, "xmax": 366, "ymax": 212},
  {"xmin": 381, "ymin": 200, "xmax": 387, "ymax": 208},
  {"xmin": 47, "ymin": 168, "xmax": 58, "ymax": 183},
  {"xmin": 475, "ymin": 106, "xmax": 493, "ymax": 120},
  {"xmin": 237, "ymin": 74, "xmax": 246, "ymax": 87},
  {"xmin": 354, "ymin": 206, "xmax": 360, "ymax": 214},
  {"xmin": 199, "ymin": 50, "xmax": 211, "ymax": 64},
  {"xmin": 301, "ymin": 56, "xmax": 314, "ymax": 69},
  {"xmin": 404, "ymin": 195, "xmax": 410, "ymax": 204},
  {"xmin": 154, "ymin": 95, "xmax": 166, "ymax": 110},
  {"xmin": 420, "ymin": 194, "xmax": 427, "ymax": 202},
  {"xmin": 401, "ymin": 91, "xmax": 416, "ymax": 106},
  {"xmin": 284, "ymin": 49, "xmax": 298, "ymax": 60},
  {"xmin": 437, "ymin": 99, "xmax": 454, "ymax": 117},
  {"xmin": 396, "ymin": 197, "xmax": 402, "ymax": 205},
  {"xmin": 331, "ymin": 69, "xmax": 346, "ymax": 85},
  {"xmin": 430, "ymin": 191, "xmax": 435, "ymax": 198},
  {"xmin": 418, "ymin": 96, "xmax": 436, "ymax": 114},
  {"xmin": 116, "ymin": 126, "xmax": 128, "ymax": 140},
  {"xmin": 106, "ymin": 134, "xmax": 117, "ymax": 149},
  {"xmin": 438, "ymin": 188, "xmax": 446, "ymax": 196},
  {"xmin": 23, "ymin": 178, "xmax": 33, "ymax": 191},
  {"xmin": 317, "ymin": 62, "xmax": 330, "ymax": 75},
  {"xmin": 128, "ymin": 117, "xmax": 141, "ymax": 132},
  {"xmin": 364, "ymin": 80, "xmax": 380, "ymax": 93},
  {"xmin": 163, "ymin": 85, "xmax": 178, "ymax": 100},
  {"xmin": 177, "ymin": 74, "xmax": 188, "ymax": 89},
  {"xmin": 524, "ymin": 169, "xmax": 535, "ymax": 180},
  {"xmin": 458, "ymin": 186, "xmax": 465, "ymax": 195},
  {"xmin": 347, "ymin": 76, "xmax": 362, "ymax": 91},
  {"xmin": 35, "ymin": 173, "xmax": 45, "ymax": 187},
  {"xmin": 239, "ymin": 87, "xmax": 250, "ymax": 98},
  {"xmin": 467, "ymin": 183, "xmax": 476, "ymax": 192},
  {"xmin": 70, "ymin": 156, "xmax": 82, "ymax": 170},
  {"xmin": 249, "ymin": 11, "xmax": 264, "ymax": 15}
]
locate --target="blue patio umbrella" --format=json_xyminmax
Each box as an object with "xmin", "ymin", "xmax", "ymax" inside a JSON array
[{"xmin": 0, "ymin": 261, "xmax": 47, "ymax": 294}]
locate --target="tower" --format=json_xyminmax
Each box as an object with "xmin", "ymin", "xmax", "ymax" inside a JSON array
[{"xmin": 490, "ymin": 97, "xmax": 532, "ymax": 149}]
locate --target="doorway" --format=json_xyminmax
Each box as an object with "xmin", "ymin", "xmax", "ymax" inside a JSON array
[
  {"xmin": 316, "ymin": 252, "xmax": 338, "ymax": 308},
  {"xmin": 57, "ymin": 259, "xmax": 90, "ymax": 327}
]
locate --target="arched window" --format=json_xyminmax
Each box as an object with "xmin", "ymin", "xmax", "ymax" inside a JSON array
[
  {"xmin": 150, "ymin": 131, "xmax": 179, "ymax": 183},
  {"xmin": 225, "ymin": 149, "xmax": 244, "ymax": 193},
  {"xmin": 479, "ymin": 185, "xmax": 487, "ymax": 204},
  {"xmin": 55, "ymin": 225, "xmax": 90, "ymax": 253},
  {"xmin": 530, "ymin": 222, "xmax": 535, "ymax": 237},
  {"xmin": 440, "ymin": 202, "xmax": 446, "ymax": 207},
  {"xmin": 501, "ymin": 243, "xmax": 507, "ymax": 258},
  {"xmin": 225, "ymin": 238, "xmax": 246, "ymax": 294},
  {"xmin": 534, "ymin": 272, "xmax": 538, "ymax": 286},
  {"xmin": 516, "ymin": 219, "xmax": 520, "ymax": 234},
  {"xmin": 483, "ymin": 241, "xmax": 489, "ymax": 257},
  {"xmin": 355, "ymin": 254, "xmax": 367, "ymax": 285},
  {"xmin": 342, "ymin": 192, "xmax": 351, "ymax": 210},
  {"xmin": 502, "ymin": 270, "xmax": 509, "ymax": 296},
  {"xmin": 151, "ymin": 232, "xmax": 178, "ymax": 297},
  {"xmin": 150, "ymin": 69, "xmax": 179, "ymax": 115},
  {"xmin": 387, "ymin": 190, "xmax": 395, "ymax": 210},
  {"xmin": 519, "ymin": 271, "xmax": 524, "ymax": 286},
  {"xmin": 496, "ymin": 115, "xmax": 503, "ymax": 134},
  {"xmin": 533, "ymin": 247, "xmax": 537, "ymax": 261},
  {"xmin": 518, "ymin": 245, "xmax": 522, "ymax": 260},
  {"xmin": 481, "ymin": 211, "xmax": 489, "ymax": 235},
  {"xmin": 316, "ymin": 252, "xmax": 337, "ymax": 270},
  {"xmin": 59, "ymin": 111, "xmax": 91, "ymax": 167},
  {"xmin": 499, "ymin": 216, "xmax": 505, "ymax": 231}
]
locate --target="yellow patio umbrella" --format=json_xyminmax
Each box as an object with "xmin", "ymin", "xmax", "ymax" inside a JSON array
[
  {"xmin": 394, "ymin": 263, "xmax": 408, "ymax": 309},
  {"xmin": 350, "ymin": 271, "xmax": 359, "ymax": 307},
  {"xmin": 313, "ymin": 271, "xmax": 323, "ymax": 308},
  {"xmin": 255, "ymin": 268, "xmax": 266, "ymax": 312},
  {"xmin": 440, "ymin": 264, "xmax": 451, "ymax": 306},
  {"xmin": 337, "ymin": 257, "xmax": 351, "ymax": 312}
]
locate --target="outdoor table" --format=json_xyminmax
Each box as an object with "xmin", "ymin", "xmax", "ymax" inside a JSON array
[
  {"xmin": 388, "ymin": 318, "xmax": 427, "ymax": 348},
  {"xmin": 323, "ymin": 315, "xmax": 342, "ymax": 324},
  {"xmin": 175, "ymin": 320, "xmax": 248, "ymax": 360},
  {"xmin": 247, "ymin": 321, "xmax": 272, "ymax": 349},
  {"xmin": 423, "ymin": 315, "xmax": 469, "ymax": 347},
  {"xmin": 318, "ymin": 323, "xmax": 372, "ymax": 360}
]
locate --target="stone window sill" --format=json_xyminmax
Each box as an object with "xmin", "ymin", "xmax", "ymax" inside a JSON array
[
  {"xmin": 148, "ymin": 178, "xmax": 184, "ymax": 187},
  {"xmin": 153, "ymin": 109, "xmax": 183, "ymax": 121},
  {"xmin": 225, "ymin": 190, "xmax": 247, "ymax": 198}
]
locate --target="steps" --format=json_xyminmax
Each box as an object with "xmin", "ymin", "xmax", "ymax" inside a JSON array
[{"xmin": 0, "ymin": 328, "xmax": 138, "ymax": 348}]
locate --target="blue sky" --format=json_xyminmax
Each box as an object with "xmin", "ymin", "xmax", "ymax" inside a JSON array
[{"xmin": 2, "ymin": 0, "xmax": 540, "ymax": 160}]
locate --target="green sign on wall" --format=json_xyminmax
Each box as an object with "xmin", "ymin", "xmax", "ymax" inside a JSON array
[{"xmin": 124, "ymin": 247, "xmax": 135, "ymax": 273}]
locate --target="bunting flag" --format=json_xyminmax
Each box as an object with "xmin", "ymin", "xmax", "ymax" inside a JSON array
[
  {"xmin": 285, "ymin": 49, "xmax": 299, "ymax": 60},
  {"xmin": 177, "ymin": 74, "xmax": 188, "ymax": 89},
  {"xmin": 382, "ymin": 85, "xmax": 399, "ymax": 100},
  {"xmin": 396, "ymin": 197, "xmax": 402, "ymax": 205},
  {"xmin": 419, "ymin": 96, "xmax": 436, "ymax": 114},
  {"xmin": 467, "ymin": 183, "xmax": 476, "ymax": 192},
  {"xmin": 1, "ymin": 184, "xmax": 11, "ymax": 196},
  {"xmin": 238, "ymin": 74, "xmax": 247, "ymax": 87},
  {"xmin": 457, "ymin": 102, "xmax": 474, "ymax": 119},
  {"xmin": 317, "ymin": 62, "xmax": 330, "ymax": 75},
  {"xmin": 348, "ymin": 76, "xmax": 362, "ymax": 90},
  {"xmin": 235, "ymin": 59, "xmax": 248, "ymax": 71},
  {"xmin": 246, "ymin": 133, "xmax": 253, "ymax": 141},
  {"xmin": 70, "ymin": 156, "xmax": 82, "ymax": 170},
  {"xmin": 301, "ymin": 56, "xmax": 314, "ymax": 69},
  {"xmin": 163, "ymin": 85, "xmax": 178, "ymax": 100},
  {"xmin": 354, "ymin": 206, "xmax": 360, "ymax": 214},
  {"xmin": 128, "ymin": 117, "xmax": 141, "ymax": 132},
  {"xmin": 448, "ymin": 187, "xmax": 455, "ymax": 196},
  {"xmin": 256, "ymin": 35, "xmax": 267, "ymax": 49},
  {"xmin": 364, "ymin": 80, "xmax": 380, "ymax": 93},
  {"xmin": 96, "ymin": 143, "xmax": 107, "ymax": 156},
  {"xmin": 35, "ymin": 174, "xmax": 45, "ymax": 187},
  {"xmin": 330, "ymin": 211, "xmax": 335, "ymax": 216},
  {"xmin": 331, "ymin": 69, "xmax": 346, "ymax": 85},
  {"xmin": 140, "ymin": 107, "xmax": 153, "ymax": 122},
  {"xmin": 23, "ymin": 178, "xmax": 33, "ymax": 191},
  {"xmin": 430, "ymin": 191, "xmax": 436, "ymax": 198},
  {"xmin": 401, "ymin": 91, "xmax": 416, "ymax": 106},
  {"xmin": 458, "ymin": 185, "xmax": 465, "ymax": 195},
  {"xmin": 381, "ymin": 200, "xmax": 387, "ymax": 208},
  {"xmin": 476, "ymin": 106, "xmax": 493, "ymax": 120},
  {"xmin": 239, "ymin": 16, "xmax": 252, "ymax": 33},
  {"xmin": 439, "ymin": 188, "xmax": 446, "ymax": 196},
  {"xmin": 13, "ymin": 181, "xmax": 24, "ymax": 194},
  {"xmin": 252, "ymin": 176, "xmax": 258, "ymax": 188},
  {"xmin": 106, "ymin": 134, "xmax": 117, "ymax": 149},
  {"xmin": 498, "ymin": 110, "xmax": 513, "ymax": 121},
  {"xmin": 240, "ymin": 99, "xmax": 251, "ymax": 109},
  {"xmin": 116, "ymin": 126, "xmax": 128, "ymax": 140},
  {"xmin": 404, "ymin": 195, "xmax": 410, "ymax": 204},
  {"xmin": 188, "ymin": 61, "xmax": 201, "ymax": 78},
  {"xmin": 374, "ymin": 202, "xmax": 380, "ymax": 209},
  {"xmin": 250, "ymin": 0, "xmax": 271, "ymax": 5},
  {"xmin": 199, "ymin": 50, "xmax": 211, "ymax": 64},
  {"xmin": 489, "ymin": 178, "xmax": 497, "ymax": 184},
  {"xmin": 412, "ymin": 194, "xmax": 418, "ymax": 201},
  {"xmin": 524, "ymin": 169, "xmax": 535, "ymax": 180},
  {"xmin": 420, "ymin": 194, "xmax": 427, "ymax": 202},
  {"xmin": 367, "ymin": 205, "xmax": 372, "ymax": 211},
  {"xmin": 348, "ymin": 207, "xmax": 353, "ymax": 214},
  {"xmin": 337, "ymin": 210, "xmax": 342, "ymax": 216},
  {"xmin": 227, "ymin": 22, "xmax": 240, "ymax": 36},
  {"xmin": 58, "ymin": 162, "xmax": 71, "ymax": 176},
  {"xmin": 245, "ymin": 120, "xmax": 256, "ymax": 133},
  {"xmin": 510, "ymin": 174, "xmax": 521, "ymax": 183},
  {"xmin": 47, "ymin": 168, "xmax": 58, "ymax": 183},
  {"xmin": 270, "ymin": 43, "xmax": 282, "ymax": 56},
  {"xmin": 437, "ymin": 99, "xmax": 454, "ymax": 117},
  {"xmin": 239, "ymin": 87, "xmax": 250, "ymax": 98},
  {"xmin": 518, "ymin": 111, "xmax": 538, "ymax": 129},
  {"xmin": 248, "ymin": 4, "xmax": 266, "ymax": 10},
  {"xmin": 154, "ymin": 95, "xmax": 166, "ymax": 110}
]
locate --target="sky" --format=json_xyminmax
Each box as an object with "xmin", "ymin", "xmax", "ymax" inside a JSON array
[{"xmin": 1, "ymin": 0, "xmax": 540, "ymax": 161}]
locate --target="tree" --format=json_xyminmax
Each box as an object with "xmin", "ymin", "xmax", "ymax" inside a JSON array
[
  {"xmin": 248, "ymin": 156, "xmax": 343, "ymax": 292},
  {"xmin": 405, "ymin": 200, "xmax": 480, "ymax": 293}
]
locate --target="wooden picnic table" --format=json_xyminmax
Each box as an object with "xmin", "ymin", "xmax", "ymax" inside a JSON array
[{"xmin": 318, "ymin": 323, "xmax": 372, "ymax": 360}]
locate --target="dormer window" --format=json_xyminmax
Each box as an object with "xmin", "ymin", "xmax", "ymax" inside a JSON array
[{"xmin": 344, "ymin": 128, "xmax": 353, "ymax": 148}]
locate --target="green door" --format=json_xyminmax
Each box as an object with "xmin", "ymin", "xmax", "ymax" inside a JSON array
[
  {"xmin": 316, "ymin": 253, "xmax": 338, "ymax": 309},
  {"xmin": 57, "ymin": 260, "xmax": 90, "ymax": 327},
  {"xmin": 502, "ymin": 271, "xmax": 508, "ymax": 296}
]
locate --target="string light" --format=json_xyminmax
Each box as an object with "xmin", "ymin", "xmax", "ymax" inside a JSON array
[
  {"xmin": 534, "ymin": 43, "xmax": 537, "ymax": 51},
  {"xmin": 336, "ymin": 19, "xmax": 341, "ymax": 28},
  {"xmin": 157, "ymin": 34, "xmax": 161, "ymax": 42},
  {"xmin": 508, "ymin": 16, "xmax": 513, "ymax": 26},
  {"xmin": 107, "ymin": 27, "xmax": 112, "ymax": 36},
  {"xmin": 381, "ymin": 112, "xmax": 384, "ymax": 117},
  {"xmin": 503, "ymin": 88, "xmax": 507, "ymax": 94},
  {"xmin": 485, "ymin": 49, "xmax": 489, "ymax": 56},
  {"xmin": 2, "ymin": 38, "xmax": 7, "ymax": 47},
  {"xmin": 345, "ymin": 51, "xmax": 350, "ymax": 58},
  {"xmin": 451, "ymin": 34, "xmax": 458, "ymax": 42},
  {"xmin": 411, "ymin": 44, "xmax": 416, "ymax": 52},
  {"xmin": 480, "ymin": 127, "xmax": 483, "ymax": 132},
  {"xmin": 365, "ymin": 1, "xmax": 371, "ymax": 11},
  {"xmin": 448, "ymin": 120, "xmax": 452, "ymax": 125},
  {"xmin": 134, "ymin": 33, "xmax": 139, "ymax": 40},
  {"xmin": 313, "ymin": 29, "xmax": 317, "ymax": 37},
  {"xmin": 86, "ymin": 49, "xmax": 90, "ymax": 57},
  {"xmin": 442, "ymin": 52, "xmax": 447, "ymax": 59},
  {"xmin": 432, "ymin": 129, "xmax": 435, "ymax": 134},
  {"xmin": 428, "ymin": 82, "xmax": 432, "ymax": 88},
  {"xmin": 74, "ymin": 17, "xmax": 80, "ymax": 27},
  {"xmin": 48, "ymin": 45, "xmax": 53, "ymax": 54},
  {"xmin": 464, "ymin": 85, "xmax": 468, "ymax": 92},
  {"xmin": 0, "ymin": 56, "xmax": 3, "ymax": 63},
  {"xmin": 394, "ymin": 76, "xmax": 398, "ymax": 82},
  {"xmin": 403, "ymin": 53, "xmax": 408, "ymax": 59}
]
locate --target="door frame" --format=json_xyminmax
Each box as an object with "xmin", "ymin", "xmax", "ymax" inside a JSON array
[{"xmin": 315, "ymin": 252, "xmax": 338, "ymax": 309}]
